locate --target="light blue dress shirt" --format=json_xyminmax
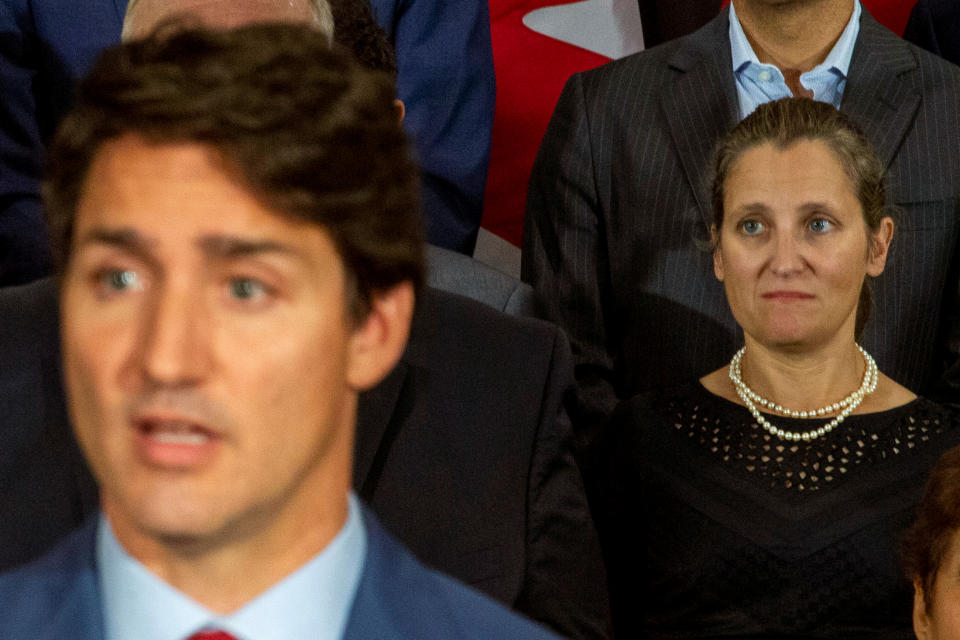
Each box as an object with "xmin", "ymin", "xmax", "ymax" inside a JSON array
[
  {"xmin": 98, "ymin": 494, "xmax": 367, "ymax": 640},
  {"xmin": 729, "ymin": 0, "xmax": 861, "ymax": 120}
]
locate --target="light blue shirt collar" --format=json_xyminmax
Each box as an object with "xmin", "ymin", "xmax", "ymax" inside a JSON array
[
  {"xmin": 98, "ymin": 494, "xmax": 367, "ymax": 640},
  {"xmin": 728, "ymin": 0, "xmax": 861, "ymax": 119}
]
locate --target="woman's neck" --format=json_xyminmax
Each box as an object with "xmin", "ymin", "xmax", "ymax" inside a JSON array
[{"xmin": 737, "ymin": 336, "xmax": 864, "ymax": 413}]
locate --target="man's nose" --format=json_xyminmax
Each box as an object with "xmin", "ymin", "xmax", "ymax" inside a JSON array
[{"xmin": 138, "ymin": 282, "xmax": 211, "ymax": 386}]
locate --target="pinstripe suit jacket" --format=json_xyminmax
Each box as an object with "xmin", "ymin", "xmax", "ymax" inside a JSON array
[{"xmin": 523, "ymin": 8, "xmax": 960, "ymax": 435}]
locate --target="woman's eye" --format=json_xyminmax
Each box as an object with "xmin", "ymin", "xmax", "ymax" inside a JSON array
[
  {"xmin": 229, "ymin": 278, "xmax": 269, "ymax": 301},
  {"xmin": 740, "ymin": 220, "xmax": 764, "ymax": 235},
  {"xmin": 809, "ymin": 218, "xmax": 833, "ymax": 233}
]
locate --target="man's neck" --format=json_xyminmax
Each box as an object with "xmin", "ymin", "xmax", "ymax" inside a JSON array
[
  {"xmin": 105, "ymin": 482, "xmax": 351, "ymax": 614},
  {"xmin": 733, "ymin": 0, "xmax": 855, "ymax": 96}
]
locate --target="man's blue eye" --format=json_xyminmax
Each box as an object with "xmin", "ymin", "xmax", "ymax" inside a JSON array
[
  {"xmin": 103, "ymin": 269, "xmax": 140, "ymax": 291},
  {"xmin": 230, "ymin": 278, "xmax": 267, "ymax": 300},
  {"xmin": 741, "ymin": 220, "xmax": 763, "ymax": 235},
  {"xmin": 809, "ymin": 218, "xmax": 832, "ymax": 233}
]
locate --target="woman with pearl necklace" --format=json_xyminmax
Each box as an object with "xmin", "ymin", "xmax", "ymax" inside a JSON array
[{"xmin": 588, "ymin": 97, "xmax": 960, "ymax": 639}]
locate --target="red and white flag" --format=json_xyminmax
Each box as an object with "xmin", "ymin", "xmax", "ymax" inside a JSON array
[{"xmin": 479, "ymin": 0, "xmax": 643, "ymax": 267}]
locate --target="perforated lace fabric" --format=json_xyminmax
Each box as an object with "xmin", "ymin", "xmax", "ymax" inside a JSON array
[
  {"xmin": 663, "ymin": 387, "xmax": 951, "ymax": 492},
  {"xmin": 592, "ymin": 384, "xmax": 960, "ymax": 639}
]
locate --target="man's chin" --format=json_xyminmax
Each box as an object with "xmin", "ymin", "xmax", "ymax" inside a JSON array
[{"xmin": 105, "ymin": 494, "xmax": 234, "ymax": 551}]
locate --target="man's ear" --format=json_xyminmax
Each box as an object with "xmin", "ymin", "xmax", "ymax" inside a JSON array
[
  {"xmin": 914, "ymin": 579, "xmax": 932, "ymax": 640},
  {"xmin": 711, "ymin": 225, "xmax": 724, "ymax": 282},
  {"xmin": 346, "ymin": 281, "xmax": 414, "ymax": 391},
  {"xmin": 394, "ymin": 99, "xmax": 406, "ymax": 124},
  {"xmin": 866, "ymin": 216, "xmax": 894, "ymax": 277}
]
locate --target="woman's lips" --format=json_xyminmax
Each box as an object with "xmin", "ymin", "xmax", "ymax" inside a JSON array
[{"xmin": 762, "ymin": 290, "xmax": 815, "ymax": 300}]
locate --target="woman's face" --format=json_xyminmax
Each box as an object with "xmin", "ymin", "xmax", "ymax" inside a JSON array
[
  {"xmin": 915, "ymin": 530, "xmax": 960, "ymax": 640},
  {"xmin": 713, "ymin": 139, "xmax": 892, "ymax": 350}
]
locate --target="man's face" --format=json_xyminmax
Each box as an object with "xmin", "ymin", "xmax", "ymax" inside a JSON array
[{"xmin": 62, "ymin": 135, "xmax": 367, "ymax": 548}]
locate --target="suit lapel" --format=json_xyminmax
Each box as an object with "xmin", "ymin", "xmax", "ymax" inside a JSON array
[
  {"xmin": 31, "ymin": 520, "xmax": 105, "ymax": 640},
  {"xmin": 661, "ymin": 11, "xmax": 739, "ymax": 229},
  {"xmin": 841, "ymin": 10, "xmax": 920, "ymax": 171},
  {"xmin": 341, "ymin": 509, "xmax": 408, "ymax": 639}
]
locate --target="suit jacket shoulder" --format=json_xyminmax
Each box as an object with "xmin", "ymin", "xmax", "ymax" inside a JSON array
[
  {"xmin": 0, "ymin": 511, "xmax": 558, "ymax": 640},
  {"xmin": 0, "ymin": 279, "xmax": 98, "ymax": 571},
  {"xmin": 0, "ymin": 519, "xmax": 104, "ymax": 639},
  {"xmin": 344, "ymin": 509, "xmax": 560, "ymax": 639},
  {"xmin": 571, "ymin": 9, "xmax": 732, "ymax": 103},
  {"xmin": 356, "ymin": 287, "xmax": 611, "ymax": 638}
]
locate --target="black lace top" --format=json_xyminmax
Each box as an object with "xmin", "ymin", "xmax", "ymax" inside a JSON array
[{"xmin": 590, "ymin": 383, "xmax": 960, "ymax": 639}]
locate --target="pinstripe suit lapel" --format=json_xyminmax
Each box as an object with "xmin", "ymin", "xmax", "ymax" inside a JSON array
[
  {"xmin": 842, "ymin": 10, "xmax": 920, "ymax": 170},
  {"xmin": 660, "ymin": 12, "xmax": 739, "ymax": 229}
]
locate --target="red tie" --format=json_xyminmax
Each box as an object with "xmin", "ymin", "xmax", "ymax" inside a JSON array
[{"xmin": 187, "ymin": 631, "xmax": 238, "ymax": 640}]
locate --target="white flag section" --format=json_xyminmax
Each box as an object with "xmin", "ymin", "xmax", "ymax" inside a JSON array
[{"xmin": 522, "ymin": 0, "xmax": 644, "ymax": 61}]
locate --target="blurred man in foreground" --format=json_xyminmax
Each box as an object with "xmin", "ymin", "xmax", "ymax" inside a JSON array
[{"xmin": 0, "ymin": 23, "xmax": 557, "ymax": 639}]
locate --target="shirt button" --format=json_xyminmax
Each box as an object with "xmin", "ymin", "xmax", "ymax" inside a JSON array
[{"xmin": 758, "ymin": 70, "xmax": 772, "ymax": 82}]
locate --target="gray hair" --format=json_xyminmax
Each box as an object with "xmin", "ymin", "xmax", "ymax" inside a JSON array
[{"xmin": 121, "ymin": 0, "xmax": 334, "ymax": 42}]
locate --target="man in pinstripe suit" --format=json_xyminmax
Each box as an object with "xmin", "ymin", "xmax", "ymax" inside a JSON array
[{"xmin": 524, "ymin": 0, "xmax": 960, "ymax": 441}]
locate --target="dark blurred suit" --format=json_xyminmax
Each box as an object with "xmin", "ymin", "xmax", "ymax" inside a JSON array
[
  {"xmin": 0, "ymin": 278, "xmax": 610, "ymax": 639},
  {"xmin": 371, "ymin": 0, "xmax": 495, "ymax": 254},
  {"xmin": 903, "ymin": 0, "xmax": 960, "ymax": 66},
  {"xmin": 0, "ymin": 0, "xmax": 124, "ymax": 286},
  {"xmin": 524, "ymin": 7, "xmax": 960, "ymax": 434},
  {"xmin": 637, "ymin": 0, "xmax": 723, "ymax": 47},
  {"xmin": 0, "ymin": 0, "xmax": 493, "ymax": 288}
]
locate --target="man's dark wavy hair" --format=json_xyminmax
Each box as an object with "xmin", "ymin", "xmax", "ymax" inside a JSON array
[
  {"xmin": 330, "ymin": 0, "xmax": 397, "ymax": 78},
  {"xmin": 43, "ymin": 22, "xmax": 424, "ymax": 319}
]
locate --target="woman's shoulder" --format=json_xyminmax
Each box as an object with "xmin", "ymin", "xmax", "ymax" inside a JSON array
[
  {"xmin": 600, "ymin": 381, "xmax": 731, "ymax": 455},
  {"xmin": 897, "ymin": 395, "xmax": 960, "ymax": 430},
  {"xmin": 616, "ymin": 380, "xmax": 719, "ymax": 414}
]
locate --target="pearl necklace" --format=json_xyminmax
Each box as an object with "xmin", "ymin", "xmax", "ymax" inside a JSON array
[{"xmin": 728, "ymin": 344, "xmax": 878, "ymax": 441}]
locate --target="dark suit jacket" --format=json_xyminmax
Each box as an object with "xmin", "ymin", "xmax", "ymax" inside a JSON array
[
  {"xmin": 0, "ymin": 508, "xmax": 560, "ymax": 639},
  {"xmin": 903, "ymin": 0, "xmax": 960, "ymax": 66},
  {"xmin": 370, "ymin": 0, "xmax": 495, "ymax": 254},
  {"xmin": 0, "ymin": 279, "xmax": 610, "ymax": 639},
  {"xmin": 523, "ymin": 7, "xmax": 960, "ymax": 434},
  {"xmin": 0, "ymin": 0, "xmax": 125, "ymax": 286}
]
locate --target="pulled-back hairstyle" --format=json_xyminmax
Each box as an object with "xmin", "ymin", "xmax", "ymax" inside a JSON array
[
  {"xmin": 902, "ymin": 445, "xmax": 960, "ymax": 610},
  {"xmin": 43, "ymin": 22, "xmax": 423, "ymax": 319},
  {"xmin": 710, "ymin": 98, "xmax": 888, "ymax": 337}
]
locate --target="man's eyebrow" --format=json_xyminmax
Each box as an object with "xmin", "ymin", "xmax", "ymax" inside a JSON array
[
  {"xmin": 75, "ymin": 227, "xmax": 156, "ymax": 258},
  {"xmin": 197, "ymin": 235, "xmax": 299, "ymax": 260}
]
